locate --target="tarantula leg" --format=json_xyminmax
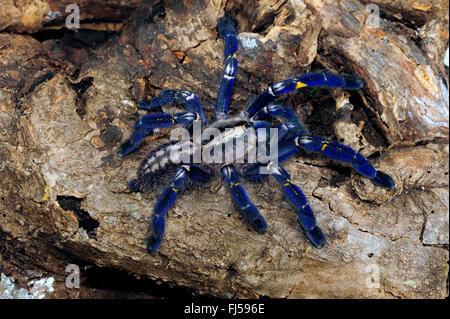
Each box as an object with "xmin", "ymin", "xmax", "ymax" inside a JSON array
[
  {"xmin": 138, "ymin": 90, "xmax": 207, "ymax": 122},
  {"xmin": 187, "ymin": 164, "xmax": 214, "ymax": 187},
  {"xmin": 218, "ymin": 15, "xmax": 238, "ymax": 57},
  {"xmin": 297, "ymin": 136, "xmax": 395, "ymax": 189},
  {"xmin": 243, "ymin": 136, "xmax": 299, "ymax": 181},
  {"xmin": 296, "ymin": 73, "xmax": 362, "ymax": 90},
  {"xmin": 252, "ymin": 104, "xmax": 298, "ymax": 122},
  {"xmin": 267, "ymin": 163, "xmax": 326, "ymax": 248},
  {"xmin": 243, "ymin": 79, "xmax": 297, "ymax": 118},
  {"xmin": 147, "ymin": 166, "xmax": 189, "ymax": 253},
  {"xmin": 118, "ymin": 112, "xmax": 196, "ymax": 157},
  {"xmin": 243, "ymin": 73, "xmax": 363, "ymax": 118},
  {"xmin": 251, "ymin": 104, "xmax": 310, "ymax": 144},
  {"xmin": 216, "ymin": 15, "xmax": 238, "ymax": 119},
  {"xmin": 220, "ymin": 164, "xmax": 268, "ymax": 234},
  {"xmin": 240, "ymin": 123, "xmax": 302, "ymax": 182},
  {"xmin": 251, "ymin": 120, "xmax": 272, "ymax": 129},
  {"xmin": 242, "ymin": 163, "xmax": 267, "ymax": 183},
  {"xmin": 277, "ymin": 137, "xmax": 301, "ymax": 164}
]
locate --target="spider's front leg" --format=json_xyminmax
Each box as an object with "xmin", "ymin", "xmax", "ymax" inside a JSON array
[
  {"xmin": 118, "ymin": 111, "xmax": 197, "ymax": 157},
  {"xmin": 242, "ymin": 73, "xmax": 363, "ymax": 118},
  {"xmin": 220, "ymin": 164, "xmax": 268, "ymax": 234},
  {"xmin": 118, "ymin": 89, "xmax": 207, "ymax": 157},
  {"xmin": 138, "ymin": 89, "xmax": 207, "ymax": 122}
]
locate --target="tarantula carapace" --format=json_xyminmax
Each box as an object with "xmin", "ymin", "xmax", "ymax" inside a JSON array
[{"xmin": 118, "ymin": 16, "xmax": 395, "ymax": 253}]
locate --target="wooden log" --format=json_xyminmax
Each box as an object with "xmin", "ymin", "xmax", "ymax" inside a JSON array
[{"xmin": 0, "ymin": 0, "xmax": 448, "ymax": 298}]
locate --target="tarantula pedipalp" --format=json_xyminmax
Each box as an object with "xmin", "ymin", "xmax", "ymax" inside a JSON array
[{"xmin": 117, "ymin": 16, "xmax": 395, "ymax": 253}]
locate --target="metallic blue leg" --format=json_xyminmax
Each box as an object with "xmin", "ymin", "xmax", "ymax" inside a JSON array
[
  {"xmin": 277, "ymin": 137, "xmax": 300, "ymax": 164},
  {"xmin": 251, "ymin": 104, "xmax": 309, "ymax": 142},
  {"xmin": 276, "ymin": 120, "xmax": 310, "ymax": 142},
  {"xmin": 296, "ymin": 73, "xmax": 362, "ymax": 89},
  {"xmin": 221, "ymin": 164, "xmax": 268, "ymax": 234},
  {"xmin": 118, "ymin": 111, "xmax": 196, "ymax": 157},
  {"xmin": 138, "ymin": 89, "xmax": 207, "ymax": 122},
  {"xmin": 187, "ymin": 164, "xmax": 214, "ymax": 187},
  {"xmin": 245, "ymin": 162, "xmax": 325, "ymax": 247},
  {"xmin": 216, "ymin": 15, "xmax": 238, "ymax": 119},
  {"xmin": 218, "ymin": 16, "xmax": 238, "ymax": 57},
  {"xmin": 297, "ymin": 135, "xmax": 395, "ymax": 189},
  {"xmin": 242, "ymin": 136, "xmax": 299, "ymax": 183},
  {"xmin": 252, "ymin": 104, "xmax": 298, "ymax": 122},
  {"xmin": 147, "ymin": 166, "xmax": 189, "ymax": 253},
  {"xmin": 243, "ymin": 73, "xmax": 363, "ymax": 118},
  {"xmin": 268, "ymin": 163, "xmax": 326, "ymax": 248}
]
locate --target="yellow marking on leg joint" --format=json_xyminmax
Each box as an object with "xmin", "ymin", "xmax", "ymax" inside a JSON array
[
  {"xmin": 296, "ymin": 81, "xmax": 308, "ymax": 89},
  {"xmin": 321, "ymin": 143, "xmax": 328, "ymax": 151},
  {"xmin": 172, "ymin": 187, "xmax": 178, "ymax": 192},
  {"xmin": 226, "ymin": 52, "xmax": 237, "ymax": 60},
  {"xmin": 283, "ymin": 179, "xmax": 293, "ymax": 187}
]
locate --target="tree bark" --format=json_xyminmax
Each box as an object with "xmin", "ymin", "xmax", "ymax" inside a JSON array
[{"xmin": 0, "ymin": 0, "xmax": 448, "ymax": 298}]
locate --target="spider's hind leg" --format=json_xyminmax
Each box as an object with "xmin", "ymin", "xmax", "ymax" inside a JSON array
[
  {"xmin": 145, "ymin": 163, "xmax": 213, "ymax": 253},
  {"xmin": 146, "ymin": 166, "xmax": 189, "ymax": 253},
  {"xmin": 187, "ymin": 164, "xmax": 214, "ymax": 187}
]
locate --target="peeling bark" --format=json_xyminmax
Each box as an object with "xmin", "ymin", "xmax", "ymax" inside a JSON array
[
  {"xmin": 0, "ymin": 0, "xmax": 448, "ymax": 298},
  {"xmin": 0, "ymin": 0, "xmax": 144, "ymax": 33}
]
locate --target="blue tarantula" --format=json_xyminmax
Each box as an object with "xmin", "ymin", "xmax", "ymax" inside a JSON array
[{"xmin": 118, "ymin": 16, "xmax": 395, "ymax": 253}]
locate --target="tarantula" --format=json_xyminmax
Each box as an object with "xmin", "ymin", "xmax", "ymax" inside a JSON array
[{"xmin": 118, "ymin": 16, "xmax": 395, "ymax": 253}]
